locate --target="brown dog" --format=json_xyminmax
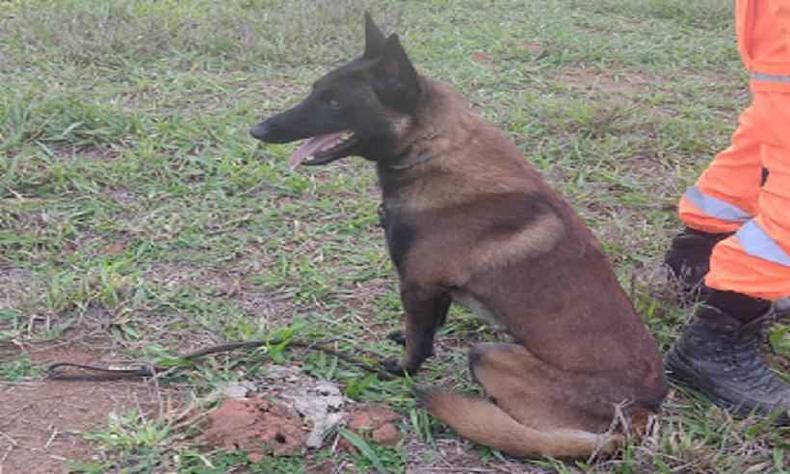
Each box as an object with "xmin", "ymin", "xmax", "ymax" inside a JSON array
[{"xmin": 251, "ymin": 14, "xmax": 667, "ymax": 458}]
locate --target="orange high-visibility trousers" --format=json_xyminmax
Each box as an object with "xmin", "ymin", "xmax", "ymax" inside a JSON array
[{"xmin": 678, "ymin": 0, "xmax": 790, "ymax": 301}]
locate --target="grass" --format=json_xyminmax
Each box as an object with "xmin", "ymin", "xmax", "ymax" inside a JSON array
[{"xmin": 0, "ymin": 0, "xmax": 787, "ymax": 472}]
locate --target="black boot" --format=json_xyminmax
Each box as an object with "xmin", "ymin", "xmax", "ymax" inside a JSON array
[
  {"xmin": 665, "ymin": 290, "xmax": 790, "ymax": 424},
  {"xmin": 664, "ymin": 227, "xmax": 731, "ymax": 298}
]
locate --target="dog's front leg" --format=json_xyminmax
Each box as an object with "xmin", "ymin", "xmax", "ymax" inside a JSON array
[{"xmin": 383, "ymin": 284, "xmax": 450, "ymax": 376}]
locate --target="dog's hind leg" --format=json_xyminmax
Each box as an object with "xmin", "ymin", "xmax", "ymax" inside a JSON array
[
  {"xmin": 467, "ymin": 343, "xmax": 617, "ymax": 431},
  {"xmin": 418, "ymin": 343, "xmax": 625, "ymax": 458}
]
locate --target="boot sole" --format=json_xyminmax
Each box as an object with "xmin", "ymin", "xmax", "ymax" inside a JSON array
[{"xmin": 664, "ymin": 347, "xmax": 789, "ymax": 425}]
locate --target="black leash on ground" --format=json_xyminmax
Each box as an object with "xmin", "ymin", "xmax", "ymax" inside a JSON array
[{"xmin": 47, "ymin": 339, "xmax": 395, "ymax": 381}]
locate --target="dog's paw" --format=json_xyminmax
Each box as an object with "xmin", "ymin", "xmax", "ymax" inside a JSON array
[
  {"xmin": 386, "ymin": 330, "xmax": 406, "ymax": 346},
  {"xmin": 381, "ymin": 357, "xmax": 412, "ymax": 376},
  {"xmin": 381, "ymin": 357, "xmax": 405, "ymax": 375},
  {"xmin": 411, "ymin": 384, "xmax": 434, "ymax": 402}
]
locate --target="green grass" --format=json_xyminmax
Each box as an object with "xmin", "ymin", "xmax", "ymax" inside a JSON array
[
  {"xmin": 1, "ymin": 0, "xmax": 787, "ymax": 472},
  {"xmin": 0, "ymin": 354, "xmax": 41, "ymax": 381}
]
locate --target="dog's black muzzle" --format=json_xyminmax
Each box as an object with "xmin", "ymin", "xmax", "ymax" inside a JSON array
[
  {"xmin": 250, "ymin": 100, "xmax": 333, "ymax": 144},
  {"xmin": 250, "ymin": 118, "xmax": 292, "ymax": 143}
]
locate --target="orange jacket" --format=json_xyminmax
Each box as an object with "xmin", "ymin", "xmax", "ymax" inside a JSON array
[{"xmin": 736, "ymin": 0, "xmax": 790, "ymax": 91}]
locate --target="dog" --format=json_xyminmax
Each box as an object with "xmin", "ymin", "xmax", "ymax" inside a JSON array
[{"xmin": 250, "ymin": 14, "xmax": 667, "ymax": 458}]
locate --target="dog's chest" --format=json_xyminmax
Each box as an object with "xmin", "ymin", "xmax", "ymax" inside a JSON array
[
  {"xmin": 450, "ymin": 289, "xmax": 499, "ymax": 325},
  {"xmin": 379, "ymin": 204, "xmax": 416, "ymax": 270},
  {"xmin": 379, "ymin": 204, "xmax": 498, "ymax": 325}
]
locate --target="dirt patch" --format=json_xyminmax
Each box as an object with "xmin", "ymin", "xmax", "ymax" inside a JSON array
[
  {"xmin": 78, "ymin": 148, "xmax": 123, "ymax": 161},
  {"xmin": 199, "ymin": 365, "xmax": 402, "ymax": 461},
  {"xmin": 404, "ymin": 435, "xmax": 543, "ymax": 474},
  {"xmin": 339, "ymin": 277, "xmax": 391, "ymax": 305},
  {"xmin": 235, "ymin": 290, "xmax": 293, "ymax": 322},
  {"xmin": 519, "ymin": 40, "xmax": 544, "ymax": 55},
  {"xmin": 201, "ymin": 398, "xmax": 306, "ymax": 458},
  {"xmin": 106, "ymin": 188, "xmax": 137, "ymax": 206},
  {"xmin": 145, "ymin": 262, "xmax": 234, "ymax": 291},
  {"xmin": 0, "ymin": 344, "xmax": 182, "ymax": 474},
  {"xmin": 145, "ymin": 261, "xmax": 294, "ymax": 324},
  {"xmin": 621, "ymin": 153, "xmax": 667, "ymax": 176},
  {"xmin": 32, "ymin": 143, "xmax": 123, "ymax": 162},
  {"xmin": 343, "ymin": 404, "xmax": 401, "ymax": 448},
  {"xmin": 558, "ymin": 66, "xmax": 656, "ymax": 96},
  {"xmin": 0, "ymin": 268, "xmax": 36, "ymax": 312},
  {"xmin": 619, "ymin": 153, "xmax": 681, "ymax": 199}
]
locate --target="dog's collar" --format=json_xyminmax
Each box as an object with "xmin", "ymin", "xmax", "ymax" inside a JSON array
[
  {"xmin": 382, "ymin": 152, "xmax": 433, "ymax": 171},
  {"xmin": 379, "ymin": 130, "xmax": 438, "ymax": 171}
]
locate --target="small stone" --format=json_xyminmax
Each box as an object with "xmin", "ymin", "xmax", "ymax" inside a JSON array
[
  {"xmin": 348, "ymin": 411, "xmax": 373, "ymax": 431},
  {"xmin": 347, "ymin": 405, "xmax": 400, "ymax": 431},
  {"xmin": 371, "ymin": 423, "xmax": 401, "ymax": 446},
  {"xmin": 222, "ymin": 381, "xmax": 256, "ymax": 399},
  {"xmin": 363, "ymin": 405, "xmax": 399, "ymax": 424},
  {"xmin": 336, "ymin": 435, "xmax": 355, "ymax": 453},
  {"xmin": 305, "ymin": 413, "xmax": 344, "ymax": 449}
]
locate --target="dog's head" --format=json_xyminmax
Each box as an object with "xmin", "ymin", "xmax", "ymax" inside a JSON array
[{"xmin": 250, "ymin": 13, "xmax": 421, "ymax": 168}]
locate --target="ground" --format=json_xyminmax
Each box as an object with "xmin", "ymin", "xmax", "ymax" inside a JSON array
[{"xmin": 0, "ymin": 0, "xmax": 788, "ymax": 473}]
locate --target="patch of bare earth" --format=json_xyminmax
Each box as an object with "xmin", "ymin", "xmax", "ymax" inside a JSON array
[
  {"xmin": 405, "ymin": 435, "xmax": 546, "ymax": 473},
  {"xmin": 0, "ymin": 343, "xmax": 183, "ymax": 474},
  {"xmin": 0, "ymin": 267, "xmax": 35, "ymax": 312},
  {"xmin": 139, "ymin": 260, "xmax": 296, "ymax": 355},
  {"xmin": 558, "ymin": 66, "xmax": 656, "ymax": 97},
  {"xmin": 198, "ymin": 365, "xmax": 402, "ymax": 467},
  {"xmin": 146, "ymin": 262, "xmax": 241, "ymax": 294},
  {"xmin": 145, "ymin": 259, "xmax": 292, "ymax": 323}
]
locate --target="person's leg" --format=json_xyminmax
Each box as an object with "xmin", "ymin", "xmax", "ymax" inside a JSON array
[
  {"xmin": 665, "ymin": 104, "xmax": 763, "ymax": 294},
  {"xmin": 666, "ymin": 92, "xmax": 790, "ymax": 423},
  {"xmin": 705, "ymin": 93, "xmax": 790, "ymax": 300},
  {"xmin": 678, "ymin": 104, "xmax": 763, "ymax": 232}
]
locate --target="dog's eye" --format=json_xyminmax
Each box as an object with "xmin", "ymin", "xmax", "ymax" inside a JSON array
[{"xmin": 327, "ymin": 98, "xmax": 342, "ymax": 110}]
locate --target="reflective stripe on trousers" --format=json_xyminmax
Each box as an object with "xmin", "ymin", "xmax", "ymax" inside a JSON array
[
  {"xmin": 683, "ymin": 185, "xmax": 790, "ymax": 275},
  {"xmin": 682, "ymin": 186, "xmax": 751, "ymax": 224},
  {"xmin": 752, "ymin": 72, "xmax": 790, "ymax": 84},
  {"xmin": 735, "ymin": 220, "xmax": 790, "ymax": 266}
]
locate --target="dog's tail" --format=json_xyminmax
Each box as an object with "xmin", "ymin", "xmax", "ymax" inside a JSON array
[{"xmin": 416, "ymin": 387, "xmax": 623, "ymax": 458}]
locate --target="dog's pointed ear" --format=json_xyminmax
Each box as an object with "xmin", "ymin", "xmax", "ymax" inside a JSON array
[
  {"xmin": 372, "ymin": 34, "xmax": 420, "ymax": 112},
  {"xmin": 364, "ymin": 12, "xmax": 387, "ymax": 58}
]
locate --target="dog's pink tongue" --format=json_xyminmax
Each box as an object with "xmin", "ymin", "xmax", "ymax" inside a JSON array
[{"xmin": 288, "ymin": 132, "xmax": 344, "ymax": 170}]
